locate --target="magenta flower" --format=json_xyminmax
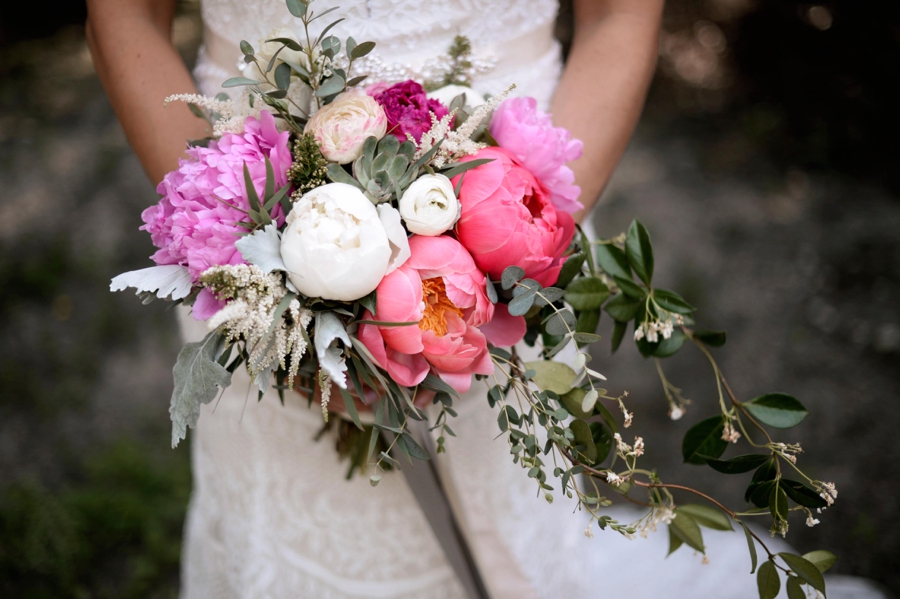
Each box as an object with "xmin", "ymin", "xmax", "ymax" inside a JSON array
[
  {"xmin": 489, "ymin": 97, "xmax": 584, "ymax": 214},
  {"xmin": 373, "ymin": 80, "xmax": 449, "ymax": 142},
  {"xmin": 140, "ymin": 110, "xmax": 291, "ymax": 318}
]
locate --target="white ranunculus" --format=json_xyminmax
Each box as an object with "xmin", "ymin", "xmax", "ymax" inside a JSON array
[
  {"xmin": 281, "ymin": 183, "xmax": 410, "ymax": 301},
  {"xmin": 304, "ymin": 91, "xmax": 388, "ymax": 164},
  {"xmin": 398, "ymin": 174, "xmax": 460, "ymax": 236},
  {"xmin": 427, "ymin": 84, "xmax": 486, "ymax": 109}
]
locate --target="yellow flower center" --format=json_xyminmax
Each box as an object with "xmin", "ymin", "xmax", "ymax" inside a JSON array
[{"xmin": 419, "ymin": 277, "xmax": 463, "ymax": 336}]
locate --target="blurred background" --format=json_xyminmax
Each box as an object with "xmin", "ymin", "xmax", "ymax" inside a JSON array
[{"xmin": 0, "ymin": 0, "xmax": 897, "ymax": 596}]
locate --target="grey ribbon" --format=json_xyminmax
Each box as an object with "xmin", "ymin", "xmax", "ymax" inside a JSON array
[{"xmin": 393, "ymin": 420, "xmax": 490, "ymax": 599}]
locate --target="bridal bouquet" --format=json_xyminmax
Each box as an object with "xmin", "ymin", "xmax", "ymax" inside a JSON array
[{"xmin": 112, "ymin": 1, "xmax": 840, "ymax": 596}]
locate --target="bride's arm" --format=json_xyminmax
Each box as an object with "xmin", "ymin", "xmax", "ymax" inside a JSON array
[
  {"xmin": 552, "ymin": 0, "xmax": 665, "ymax": 221},
  {"xmin": 86, "ymin": 0, "xmax": 209, "ymax": 184}
]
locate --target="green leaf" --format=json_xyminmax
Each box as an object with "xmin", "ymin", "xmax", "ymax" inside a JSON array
[
  {"xmin": 652, "ymin": 329, "xmax": 687, "ymax": 357},
  {"xmin": 703, "ymin": 453, "xmax": 772, "ymax": 474},
  {"xmin": 782, "ymin": 480, "xmax": 828, "ymax": 509},
  {"xmin": 316, "ymin": 75, "xmax": 346, "ymax": 97},
  {"xmin": 802, "ymin": 550, "xmax": 837, "ymax": 574},
  {"xmin": 757, "ymin": 561, "xmax": 781, "ymax": 599},
  {"xmin": 670, "ymin": 512, "xmax": 705, "ymax": 552},
  {"xmin": 555, "ymin": 252, "xmax": 586, "ymax": 288},
  {"xmin": 501, "ymin": 266, "xmax": 525, "ymax": 290},
  {"xmin": 398, "ymin": 432, "xmax": 431, "ymax": 462},
  {"xmin": 604, "ymin": 293, "xmax": 641, "ymax": 322},
  {"xmin": 744, "ymin": 394, "xmax": 809, "ymax": 429},
  {"xmin": 667, "ymin": 525, "xmax": 685, "ymax": 556},
  {"xmin": 694, "ymin": 329, "xmax": 727, "ymax": 347},
  {"xmin": 625, "ymin": 219, "xmax": 654, "ymax": 286},
  {"xmin": 595, "ymin": 243, "xmax": 631, "ymax": 280},
  {"xmin": 544, "ymin": 310, "xmax": 577, "ymax": 336},
  {"xmin": 508, "ymin": 290, "xmax": 536, "ymax": 317},
  {"xmin": 338, "ymin": 387, "xmax": 363, "ymax": 430},
  {"xmin": 786, "ymin": 576, "xmax": 806, "ymax": 599},
  {"xmin": 222, "ymin": 76, "xmax": 263, "ymax": 88},
  {"xmin": 485, "ymin": 277, "xmax": 498, "ymax": 304},
  {"xmin": 676, "ymin": 504, "xmax": 733, "ymax": 531},
  {"xmin": 326, "ymin": 163, "xmax": 365, "ymax": 189},
  {"xmin": 564, "ymin": 277, "xmax": 610, "ymax": 310},
  {"xmin": 613, "ymin": 275, "xmax": 646, "ymax": 300},
  {"xmin": 610, "ymin": 320, "xmax": 627, "ymax": 353},
  {"xmin": 274, "ymin": 62, "xmax": 292, "ymax": 90},
  {"xmin": 350, "ymin": 40, "xmax": 376, "ymax": 59},
  {"xmin": 573, "ymin": 332, "xmax": 601, "ymax": 344},
  {"xmin": 749, "ymin": 480, "xmax": 777, "ymax": 508},
  {"xmin": 534, "ymin": 286, "xmax": 565, "ymax": 306},
  {"xmin": 575, "ymin": 309, "xmax": 601, "ymax": 338},
  {"xmin": 285, "ymin": 0, "xmax": 307, "ymax": 18},
  {"xmin": 682, "ymin": 416, "xmax": 727, "ymax": 464},
  {"xmin": 590, "ymin": 422, "xmax": 612, "ymax": 462},
  {"xmin": 769, "ymin": 484, "xmax": 789, "ymax": 521},
  {"xmin": 240, "ymin": 40, "xmax": 254, "ymax": 55},
  {"xmin": 523, "ymin": 361, "xmax": 576, "ymax": 395},
  {"xmin": 741, "ymin": 522, "xmax": 759, "ymax": 573},
  {"xmin": 653, "ymin": 289, "xmax": 694, "ymax": 314},
  {"xmin": 439, "ymin": 158, "xmax": 493, "ymax": 179},
  {"xmin": 243, "ymin": 162, "xmax": 261, "ymax": 212},
  {"xmin": 569, "ymin": 419, "xmax": 597, "ymax": 464},
  {"xmin": 169, "ymin": 332, "xmax": 232, "ymax": 448},
  {"xmin": 560, "ymin": 388, "xmax": 592, "ymax": 419},
  {"xmin": 347, "ymin": 75, "xmax": 368, "ymax": 87},
  {"xmin": 266, "ymin": 36, "xmax": 303, "ymax": 51},
  {"xmin": 779, "ymin": 553, "xmax": 826, "ymax": 594}
]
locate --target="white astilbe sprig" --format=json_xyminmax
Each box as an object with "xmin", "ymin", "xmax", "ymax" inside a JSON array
[
  {"xmin": 164, "ymin": 91, "xmax": 263, "ymax": 136},
  {"xmin": 415, "ymin": 84, "xmax": 516, "ymax": 168},
  {"xmin": 201, "ymin": 264, "xmax": 312, "ymax": 385}
]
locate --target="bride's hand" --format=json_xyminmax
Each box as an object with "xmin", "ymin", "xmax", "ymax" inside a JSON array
[{"xmin": 86, "ymin": 0, "xmax": 209, "ymax": 184}]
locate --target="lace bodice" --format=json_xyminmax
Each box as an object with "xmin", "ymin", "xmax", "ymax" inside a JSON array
[{"xmin": 194, "ymin": 0, "xmax": 564, "ymax": 110}]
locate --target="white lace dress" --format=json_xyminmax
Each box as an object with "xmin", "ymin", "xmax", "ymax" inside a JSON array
[{"xmin": 181, "ymin": 2, "xmax": 888, "ymax": 598}]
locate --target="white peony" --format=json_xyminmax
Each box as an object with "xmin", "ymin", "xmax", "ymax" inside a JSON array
[
  {"xmin": 427, "ymin": 84, "xmax": 486, "ymax": 109},
  {"xmin": 281, "ymin": 183, "xmax": 410, "ymax": 301},
  {"xmin": 397, "ymin": 174, "xmax": 460, "ymax": 236},
  {"xmin": 304, "ymin": 91, "xmax": 388, "ymax": 164}
]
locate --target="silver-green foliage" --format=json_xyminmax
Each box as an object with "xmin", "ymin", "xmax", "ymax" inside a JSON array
[{"xmin": 169, "ymin": 332, "xmax": 232, "ymax": 448}]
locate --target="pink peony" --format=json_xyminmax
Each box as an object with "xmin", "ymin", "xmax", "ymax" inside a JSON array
[
  {"xmin": 453, "ymin": 147, "xmax": 575, "ymax": 288},
  {"xmin": 372, "ymin": 80, "xmax": 449, "ymax": 142},
  {"xmin": 140, "ymin": 110, "xmax": 292, "ymax": 317},
  {"xmin": 489, "ymin": 97, "xmax": 584, "ymax": 214},
  {"xmin": 357, "ymin": 235, "xmax": 501, "ymax": 393}
]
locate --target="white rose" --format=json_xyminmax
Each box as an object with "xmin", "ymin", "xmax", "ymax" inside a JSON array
[
  {"xmin": 398, "ymin": 174, "xmax": 460, "ymax": 236},
  {"xmin": 427, "ymin": 84, "xmax": 486, "ymax": 109},
  {"xmin": 304, "ymin": 91, "xmax": 387, "ymax": 164},
  {"xmin": 281, "ymin": 183, "xmax": 410, "ymax": 301}
]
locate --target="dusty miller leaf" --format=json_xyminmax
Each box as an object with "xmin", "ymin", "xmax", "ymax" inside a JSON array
[
  {"xmin": 315, "ymin": 311, "xmax": 352, "ymax": 389},
  {"xmin": 170, "ymin": 332, "xmax": 232, "ymax": 448},
  {"xmin": 110, "ymin": 265, "xmax": 192, "ymax": 300},
  {"xmin": 234, "ymin": 224, "xmax": 286, "ymax": 273}
]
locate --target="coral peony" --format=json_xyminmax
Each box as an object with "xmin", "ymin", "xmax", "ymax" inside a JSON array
[
  {"xmin": 372, "ymin": 80, "xmax": 449, "ymax": 142},
  {"xmin": 453, "ymin": 147, "xmax": 575, "ymax": 288},
  {"xmin": 489, "ymin": 97, "xmax": 583, "ymax": 214},
  {"xmin": 141, "ymin": 110, "xmax": 291, "ymax": 319},
  {"xmin": 358, "ymin": 235, "xmax": 506, "ymax": 393}
]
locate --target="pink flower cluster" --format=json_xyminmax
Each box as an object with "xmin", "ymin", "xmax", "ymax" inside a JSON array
[
  {"xmin": 360, "ymin": 143, "xmax": 576, "ymax": 393},
  {"xmin": 489, "ymin": 97, "xmax": 584, "ymax": 214},
  {"xmin": 141, "ymin": 110, "xmax": 291, "ymax": 281},
  {"xmin": 141, "ymin": 110, "xmax": 291, "ymax": 319},
  {"xmin": 370, "ymin": 80, "xmax": 449, "ymax": 142}
]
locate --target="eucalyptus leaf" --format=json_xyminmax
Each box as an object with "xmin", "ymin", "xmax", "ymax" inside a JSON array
[
  {"xmin": 222, "ymin": 77, "xmax": 263, "ymax": 88},
  {"xmin": 316, "ymin": 75, "xmax": 346, "ymax": 98},
  {"xmin": 523, "ymin": 361, "xmax": 576, "ymax": 395},
  {"xmin": 560, "ymin": 388, "xmax": 592, "ymax": 419},
  {"xmin": 508, "ymin": 290, "xmax": 536, "ymax": 317},
  {"xmin": 351, "ymin": 40, "xmax": 376, "ymax": 59},
  {"xmin": 274, "ymin": 62, "xmax": 292, "ymax": 90},
  {"xmin": 744, "ymin": 393, "xmax": 809, "ymax": 429},
  {"xmin": 169, "ymin": 332, "xmax": 232, "ymax": 448},
  {"xmin": 501, "ymin": 266, "xmax": 526, "ymax": 290},
  {"xmin": 285, "ymin": 0, "xmax": 307, "ymax": 18},
  {"xmin": 544, "ymin": 310, "xmax": 577, "ymax": 336}
]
